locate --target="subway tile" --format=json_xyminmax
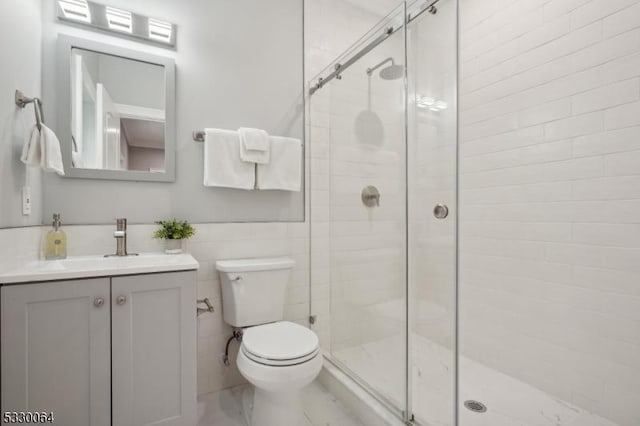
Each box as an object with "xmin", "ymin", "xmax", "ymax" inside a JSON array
[
  {"xmin": 602, "ymin": 52, "xmax": 640, "ymax": 84},
  {"xmin": 573, "ymin": 126, "xmax": 640, "ymax": 157},
  {"xmin": 571, "ymin": 78, "xmax": 640, "ymax": 115},
  {"xmin": 603, "ymin": 1, "xmax": 640, "ymax": 38},
  {"xmin": 604, "ymin": 150, "xmax": 640, "ymax": 176},
  {"xmin": 604, "ymin": 100, "xmax": 640, "ymax": 129},
  {"xmin": 544, "ymin": 111, "xmax": 603, "ymax": 141},
  {"xmin": 573, "ymin": 223, "xmax": 640, "ymax": 248},
  {"xmin": 571, "ymin": 0, "xmax": 639, "ymax": 30},
  {"xmin": 572, "ymin": 176, "xmax": 640, "ymax": 200},
  {"xmin": 518, "ymin": 98, "xmax": 572, "ymax": 127},
  {"xmin": 543, "ymin": 0, "xmax": 592, "ymax": 22}
]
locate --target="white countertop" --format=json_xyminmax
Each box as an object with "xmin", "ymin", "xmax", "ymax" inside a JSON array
[{"xmin": 0, "ymin": 253, "xmax": 199, "ymax": 284}]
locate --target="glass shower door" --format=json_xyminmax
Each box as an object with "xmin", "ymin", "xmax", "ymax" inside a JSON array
[
  {"xmin": 407, "ymin": 0, "xmax": 458, "ymax": 425},
  {"xmin": 309, "ymin": 4, "xmax": 409, "ymax": 418},
  {"xmin": 309, "ymin": 1, "xmax": 458, "ymax": 424}
]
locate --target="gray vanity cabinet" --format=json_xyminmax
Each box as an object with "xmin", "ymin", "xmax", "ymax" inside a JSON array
[
  {"xmin": 1, "ymin": 278, "xmax": 111, "ymax": 426},
  {"xmin": 111, "ymin": 271, "xmax": 197, "ymax": 426},
  {"xmin": 1, "ymin": 271, "xmax": 196, "ymax": 426}
]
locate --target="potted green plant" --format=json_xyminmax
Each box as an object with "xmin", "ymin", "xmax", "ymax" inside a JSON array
[{"xmin": 153, "ymin": 219, "xmax": 196, "ymax": 254}]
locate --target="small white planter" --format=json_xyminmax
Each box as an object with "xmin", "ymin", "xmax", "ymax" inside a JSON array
[{"xmin": 164, "ymin": 239, "xmax": 183, "ymax": 254}]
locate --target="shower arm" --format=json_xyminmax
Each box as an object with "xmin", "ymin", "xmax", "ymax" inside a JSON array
[{"xmin": 366, "ymin": 57, "xmax": 394, "ymax": 76}]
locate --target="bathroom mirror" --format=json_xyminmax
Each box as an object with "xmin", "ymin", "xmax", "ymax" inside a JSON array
[{"xmin": 56, "ymin": 35, "xmax": 176, "ymax": 182}]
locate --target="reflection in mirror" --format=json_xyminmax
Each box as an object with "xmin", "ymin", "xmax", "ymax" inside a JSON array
[{"xmin": 70, "ymin": 48, "xmax": 166, "ymax": 173}]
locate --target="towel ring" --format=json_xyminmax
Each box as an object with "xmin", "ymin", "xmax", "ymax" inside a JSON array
[{"xmin": 15, "ymin": 89, "xmax": 44, "ymax": 131}]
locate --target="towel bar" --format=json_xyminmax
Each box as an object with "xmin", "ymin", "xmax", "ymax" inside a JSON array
[{"xmin": 15, "ymin": 89, "xmax": 44, "ymax": 131}]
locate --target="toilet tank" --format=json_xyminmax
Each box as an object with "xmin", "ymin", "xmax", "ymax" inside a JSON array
[{"xmin": 215, "ymin": 257, "xmax": 295, "ymax": 327}]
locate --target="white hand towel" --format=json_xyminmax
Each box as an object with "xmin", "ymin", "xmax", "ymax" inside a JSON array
[
  {"xmin": 256, "ymin": 136, "xmax": 302, "ymax": 192},
  {"xmin": 21, "ymin": 126, "xmax": 41, "ymax": 167},
  {"xmin": 21, "ymin": 124, "xmax": 65, "ymax": 176},
  {"xmin": 239, "ymin": 127, "xmax": 270, "ymax": 164},
  {"xmin": 204, "ymin": 128, "xmax": 255, "ymax": 190},
  {"xmin": 41, "ymin": 125, "xmax": 65, "ymax": 175}
]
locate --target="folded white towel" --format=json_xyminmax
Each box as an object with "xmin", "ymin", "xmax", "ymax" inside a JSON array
[
  {"xmin": 239, "ymin": 127, "xmax": 269, "ymax": 151},
  {"xmin": 21, "ymin": 124, "xmax": 65, "ymax": 176},
  {"xmin": 239, "ymin": 127, "xmax": 270, "ymax": 164},
  {"xmin": 256, "ymin": 136, "xmax": 302, "ymax": 192},
  {"xmin": 204, "ymin": 128, "xmax": 255, "ymax": 190}
]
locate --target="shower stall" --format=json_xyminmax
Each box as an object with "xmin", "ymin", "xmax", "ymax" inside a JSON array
[
  {"xmin": 309, "ymin": 1, "xmax": 458, "ymax": 424},
  {"xmin": 309, "ymin": 0, "xmax": 640, "ymax": 425}
]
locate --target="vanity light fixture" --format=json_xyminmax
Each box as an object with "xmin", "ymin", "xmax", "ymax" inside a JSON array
[
  {"xmin": 148, "ymin": 18, "xmax": 172, "ymax": 44},
  {"xmin": 58, "ymin": 0, "xmax": 91, "ymax": 23},
  {"xmin": 105, "ymin": 6, "xmax": 132, "ymax": 34},
  {"xmin": 56, "ymin": 0, "xmax": 176, "ymax": 48}
]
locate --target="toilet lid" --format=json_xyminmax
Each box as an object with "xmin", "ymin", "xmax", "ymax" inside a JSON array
[{"xmin": 242, "ymin": 321, "xmax": 319, "ymax": 365}]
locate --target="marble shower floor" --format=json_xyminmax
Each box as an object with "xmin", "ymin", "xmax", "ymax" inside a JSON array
[
  {"xmin": 197, "ymin": 380, "xmax": 365, "ymax": 426},
  {"xmin": 333, "ymin": 333, "xmax": 620, "ymax": 426}
]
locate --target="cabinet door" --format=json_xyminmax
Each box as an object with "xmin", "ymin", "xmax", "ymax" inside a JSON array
[
  {"xmin": 1, "ymin": 279, "xmax": 111, "ymax": 426},
  {"xmin": 111, "ymin": 271, "xmax": 197, "ymax": 426}
]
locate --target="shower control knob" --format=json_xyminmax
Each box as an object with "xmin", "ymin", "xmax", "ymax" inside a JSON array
[
  {"xmin": 433, "ymin": 203, "xmax": 449, "ymax": 219},
  {"xmin": 361, "ymin": 185, "xmax": 381, "ymax": 208}
]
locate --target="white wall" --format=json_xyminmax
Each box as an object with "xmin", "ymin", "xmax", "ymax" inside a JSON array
[
  {"xmin": 0, "ymin": 0, "xmax": 43, "ymax": 228},
  {"xmin": 40, "ymin": 0, "xmax": 304, "ymax": 225},
  {"xmin": 459, "ymin": 0, "xmax": 640, "ymax": 424}
]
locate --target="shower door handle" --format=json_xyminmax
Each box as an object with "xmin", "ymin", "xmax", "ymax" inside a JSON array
[{"xmin": 433, "ymin": 204, "xmax": 449, "ymax": 219}]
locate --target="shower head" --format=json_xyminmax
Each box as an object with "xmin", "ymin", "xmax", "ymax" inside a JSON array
[
  {"xmin": 379, "ymin": 64, "xmax": 404, "ymax": 80},
  {"xmin": 366, "ymin": 57, "xmax": 404, "ymax": 80}
]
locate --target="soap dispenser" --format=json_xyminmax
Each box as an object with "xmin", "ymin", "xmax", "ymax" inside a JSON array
[{"xmin": 44, "ymin": 213, "xmax": 67, "ymax": 260}]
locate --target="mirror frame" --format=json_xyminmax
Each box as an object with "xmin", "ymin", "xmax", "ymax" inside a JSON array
[{"xmin": 56, "ymin": 35, "xmax": 176, "ymax": 182}]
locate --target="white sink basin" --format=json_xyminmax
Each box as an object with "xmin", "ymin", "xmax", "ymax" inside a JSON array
[{"xmin": 0, "ymin": 253, "xmax": 199, "ymax": 284}]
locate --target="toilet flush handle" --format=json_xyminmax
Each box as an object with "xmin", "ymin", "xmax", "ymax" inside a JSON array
[{"xmin": 230, "ymin": 276, "xmax": 243, "ymax": 283}]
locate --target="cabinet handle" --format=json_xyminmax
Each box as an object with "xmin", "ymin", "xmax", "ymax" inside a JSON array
[
  {"xmin": 116, "ymin": 295, "xmax": 127, "ymax": 305},
  {"xmin": 94, "ymin": 297, "xmax": 105, "ymax": 308}
]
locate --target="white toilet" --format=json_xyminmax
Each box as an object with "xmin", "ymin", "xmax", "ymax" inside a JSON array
[{"xmin": 216, "ymin": 257, "xmax": 322, "ymax": 426}]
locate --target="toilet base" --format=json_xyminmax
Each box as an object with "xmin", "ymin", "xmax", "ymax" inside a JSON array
[
  {"xmin": 241, "ymin": 385, "xmax": 306, "ymax": 426},
  {"xmin": 250, "ymin": 387, "xmax": 305, "ymax": 426}
]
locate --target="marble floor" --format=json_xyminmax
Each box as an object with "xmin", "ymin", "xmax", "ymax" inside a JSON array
[
  {"xmin": 197, "ymin": 380, "xmax": 365, "ymax": 426},
  {"xmin": 333, "ymin": 333, "xmax": 620, "ymax": 426}
]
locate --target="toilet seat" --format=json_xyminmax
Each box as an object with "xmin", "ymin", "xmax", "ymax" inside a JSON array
[{"xmin": 241, "ymin": 321, "xmax": 319, "ymax": 367}]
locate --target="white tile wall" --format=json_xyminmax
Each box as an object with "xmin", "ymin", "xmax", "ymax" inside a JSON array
[{"xmin": 460, "ymin": 0, "xmax": 640, "ymax": 424}]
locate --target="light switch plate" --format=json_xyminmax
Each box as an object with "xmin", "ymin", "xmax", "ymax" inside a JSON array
[{"xmin": 22, "ymin": 186, "xmax": 31, "ymax": 215}]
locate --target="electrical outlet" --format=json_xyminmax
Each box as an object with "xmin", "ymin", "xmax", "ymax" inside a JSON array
[{"xmin": 22, "ymin": 186, "xmax": 31, "ymax": 215}]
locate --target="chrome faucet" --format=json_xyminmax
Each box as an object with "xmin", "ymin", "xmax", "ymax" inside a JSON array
[{"xmin": 105, "ymin": 218, "xmax": 138, "ymax": 257}]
